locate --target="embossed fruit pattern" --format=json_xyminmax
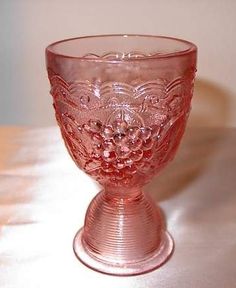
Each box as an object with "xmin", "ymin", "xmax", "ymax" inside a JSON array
[
  {"xmin": 49, "ymin": 69, "xmax": 195, "ymax": 187},
  {"xmin": 57, "ymin": 113, "xmax": 185, "ymax": 187}
]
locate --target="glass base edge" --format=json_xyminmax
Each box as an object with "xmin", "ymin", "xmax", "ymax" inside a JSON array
[{"xmin": 73, "ymin": 228, "xmax": 174, "ymax": 276}]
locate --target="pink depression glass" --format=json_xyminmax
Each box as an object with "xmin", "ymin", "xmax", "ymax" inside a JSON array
[{"xmin": 46, "ymin": 35, "xmax": 197, "ymax": 276}]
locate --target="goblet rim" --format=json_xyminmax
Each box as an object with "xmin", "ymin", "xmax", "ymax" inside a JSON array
[{"xmin": 46, "ymin": 34, "xmax": 197, "ymax": 62}]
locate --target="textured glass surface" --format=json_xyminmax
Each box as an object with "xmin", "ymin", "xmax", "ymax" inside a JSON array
[{"xmin": 46, "ymin": 35, "xmax": 197, "ymax": 275}]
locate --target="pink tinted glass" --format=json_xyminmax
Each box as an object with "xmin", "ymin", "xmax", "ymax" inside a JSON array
[{"xmin": 46, "ymin": 35, "xmax": 197, "ymax": 275}]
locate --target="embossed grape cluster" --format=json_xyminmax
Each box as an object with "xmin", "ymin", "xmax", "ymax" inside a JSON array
[{"xmin": 82, "ymin": 119, "xmax": 161, "ymax": 182}]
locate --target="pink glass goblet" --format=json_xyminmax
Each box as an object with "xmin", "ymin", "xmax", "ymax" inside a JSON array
[{"xmin": 46, "ymin": 35, "xmax": 197, "ymax": 276}]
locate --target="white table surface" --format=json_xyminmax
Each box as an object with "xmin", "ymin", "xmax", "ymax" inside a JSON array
[{"xmin": 0, "ymin": 126, "xmax": 235, "ymax": 288}]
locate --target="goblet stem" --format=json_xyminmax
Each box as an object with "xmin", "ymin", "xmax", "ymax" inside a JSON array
[{"xmin": 73, "ymin": 187, "xmax": 174, "ymax": 275}]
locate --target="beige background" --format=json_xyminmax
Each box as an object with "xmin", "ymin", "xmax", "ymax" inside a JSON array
[{"xmin": 1, "ymin": 0, "xmax": 236, "ymax": 127}]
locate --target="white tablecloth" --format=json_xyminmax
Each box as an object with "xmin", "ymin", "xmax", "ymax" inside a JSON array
[{"xmin": 0, "ymin": 126, "xmax": 235, "ymax": 287}]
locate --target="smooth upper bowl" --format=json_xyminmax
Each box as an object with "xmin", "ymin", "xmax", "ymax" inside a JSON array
[{"xmin": 46, "ymin": 34, "xmax": 197, "ymax": 61}]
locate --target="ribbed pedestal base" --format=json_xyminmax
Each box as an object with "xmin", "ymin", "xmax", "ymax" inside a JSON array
[
  {"xmin": 73, "ymin": 189, "xmax": 174, "ymax": 275},
  {"xmin": 74, "ymin": 229, "xmax": 173, "ymax": 276}
]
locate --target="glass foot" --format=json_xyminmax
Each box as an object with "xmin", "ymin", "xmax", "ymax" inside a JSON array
[{"xmin": 73, "ymin": 228, "xmax": 174, "ymax": 276}]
